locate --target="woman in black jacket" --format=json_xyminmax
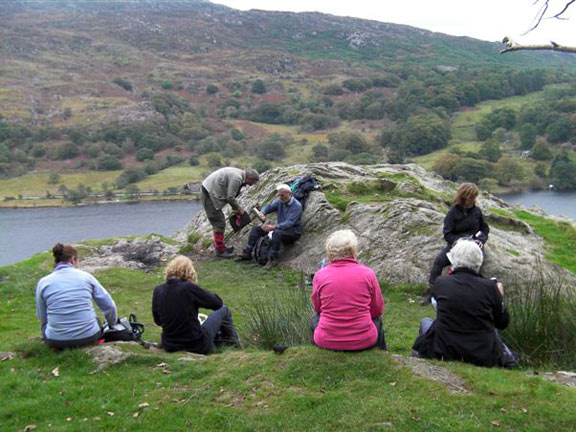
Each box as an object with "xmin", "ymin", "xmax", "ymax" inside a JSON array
[
  {"xmin": 152, "ymin": 255, "xmax": 239, "ymax": 354},
  {"xmin": 413, "ymin": 239, "xmax": 514, "ymax": 367},
  {"xmin": 423, "ymin": 183, "xmax": 489, "ymax": 303}
]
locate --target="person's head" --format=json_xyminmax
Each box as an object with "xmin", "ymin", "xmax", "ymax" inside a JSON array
[
  {"xmin": 446, "ymin": 239, "xmax": 484, "ymax": 273},
  {"xmin": 325, "ymin": 229, "xmax": 358, "ymax": 262},
  {"xmin": 454, "ymin": 183, "xmax": 479, "ymax": 209},
  {"xmin": 276, "ymin": 183, "xmax": 292, "ymax": 203},
  {"xmin": 165, "ymin": 255, "xmax": 198, "ymax": 283},
  {"xmin": 244, "ymin": 168, "xmax": 260, "ymax": 186},
  {"xmin": 52, "ymin": 243, "xmax": 78, "ymax": 266}
]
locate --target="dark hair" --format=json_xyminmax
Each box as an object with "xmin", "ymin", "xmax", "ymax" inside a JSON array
[{"xmin": 52, "ymin": 243, "xmax": 78, "ymax": 264}]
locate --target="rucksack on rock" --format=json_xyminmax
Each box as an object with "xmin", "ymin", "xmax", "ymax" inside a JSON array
[
  {"xmin": 253, "ymin": 234, "xmax": 272, "ymax": 266},
  {"xmin": 290, "ymin": 175, "xmax": 320, "ymax": 209},
  {"xmin": 102, "ymin": 313, "xmax": 145, "ymax": 342}
]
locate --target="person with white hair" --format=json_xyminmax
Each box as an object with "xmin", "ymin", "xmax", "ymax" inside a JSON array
[
  {"xmin": 311, "ymin": 230, "xmax": 386, "ymax": 351},
  {"xmin": 201, "ymin": 167, "xmax": 260, "ymax": 258},
  {"xmin": 238, "ymin": 183, "xmax": 302, "ymax": 268},
  {"xmin": 412, "ymin": 239, "xmax": 515, "ymax": 367}
]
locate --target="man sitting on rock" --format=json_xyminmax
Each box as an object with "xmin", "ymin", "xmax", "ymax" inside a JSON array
[{"xmin": 238, "ymin": 183, "xmax": 302, "ymax": 268}]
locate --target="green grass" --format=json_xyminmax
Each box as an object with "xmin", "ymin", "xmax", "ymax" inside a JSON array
[
  {"xmin": 514, "ymin": 210, "xmax": 576, "ymax": 274},
  {"xmin": 1, "ymin": 251, "xmax": 576, "ymax": 431}
]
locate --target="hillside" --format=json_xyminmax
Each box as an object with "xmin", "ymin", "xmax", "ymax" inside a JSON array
[{"xmin": 1, "ymin": 0, "xmax": 575, "ymax": 200}]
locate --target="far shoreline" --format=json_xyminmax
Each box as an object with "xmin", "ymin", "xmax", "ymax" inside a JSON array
[{"xmin": 0, "ymin": 195, "xmax": 200, "ymax": 210}]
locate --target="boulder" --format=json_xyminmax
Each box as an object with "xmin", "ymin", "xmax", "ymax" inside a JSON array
[
  {"xmin": 178, "ymin": 162, "xmax": 576, "ymax": 285},
  {"xmin": 81, "ymin": 236, "xmax": 179, "ymax": 273}
]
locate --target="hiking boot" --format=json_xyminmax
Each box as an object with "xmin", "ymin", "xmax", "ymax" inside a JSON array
[
  {"xmin": 236, "ymin": 250, "xmax": 252, "ymax": 262},
  {"xmin": 216, "ymin": 249, "xmax": 235, "ymax": 259},
  {"xmin": 263, "ymin": 257, "xmax": 279, "ymax": 269}
]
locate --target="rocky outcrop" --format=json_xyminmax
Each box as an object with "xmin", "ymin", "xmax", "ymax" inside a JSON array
[
  {"xmin": 81, "ymin": 236, "xmax": 179, "ymax": 274},
  {"xmin": 179, "ymin": 162, "xmax": 576, "ymax": 286}
]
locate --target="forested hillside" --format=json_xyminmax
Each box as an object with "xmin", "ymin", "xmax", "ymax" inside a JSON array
[{"xmin": 1, "ymin": 0, "xmax": 575, "ymax": 202}]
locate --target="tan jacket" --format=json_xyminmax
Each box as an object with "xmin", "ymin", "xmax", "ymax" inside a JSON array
[{"xmin": 201, "ymin": 167, "xmax": 245, "ymax": 211}]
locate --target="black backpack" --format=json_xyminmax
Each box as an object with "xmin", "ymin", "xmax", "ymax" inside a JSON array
[
  {"xmin": 253, "ymin": 235, "xmax": 272, "ymax": 266},
  {"xmin": 290, "ymin": 175, "xmax": 320, "ymax": 209},
  {"xmin": 102, "ymin": 313, "xmax": 145, "ymax": 342}
]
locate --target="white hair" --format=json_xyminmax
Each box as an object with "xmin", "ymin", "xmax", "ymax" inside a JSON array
[
  {"xmin": 325, "ymin": 229, "xmax": 358, "ymax": 262},
  {"xmin": 446, "ymin": 239, "xmax": 483, "ymax": 273},
  {"xmin": 276, "ymin": 183, "xmax": 291, "ymax": 192}
]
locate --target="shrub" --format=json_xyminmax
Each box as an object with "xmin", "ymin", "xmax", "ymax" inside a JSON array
[
  {"xmin": 112, "ymin": 78, "xmax": 133, "ymax": 92},
  {"xmin": 242, "ymin": 282, "xmax": 314, "ymax": 350},
  {"xmin": 251, "ymin": 79, "xmax": 266, "ymax": 94},
  {"xmin": 136, "ymin": 148, "xmax": 155, "ymax": 161},
  {"xmin": 96, "ymin": 155, "xmax": 123, "ymax": 171},
  {"xmin": 206, "ymin": 84, "xmax": 219, "ymax": 95},
  {"xmin": 503, "ymin": 272, "xmax": 576, "ymax": 369}
]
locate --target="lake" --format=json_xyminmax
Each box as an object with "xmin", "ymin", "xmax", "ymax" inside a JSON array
[
  {"xmin": 497, "ymin": 189, "xmax": 576, "ymax": 221},
  {"xmin": 0, "ymin": 201, "xmax": 202, "ymax": 267}
]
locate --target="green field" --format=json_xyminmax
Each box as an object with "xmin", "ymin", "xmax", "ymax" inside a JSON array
[{"xmin": 1, "ymin": 246, "xmax": 575, "ymax": 431}]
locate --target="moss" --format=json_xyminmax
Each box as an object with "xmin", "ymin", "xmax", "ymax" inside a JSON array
[
  {"xmin": 340, "ymin": 212, "xmax": 350, "ymax": 223},
  {"xmin": 489, "ymin": 207, "xmax": 513, "ymax": 217},
  {"xmin": 187, "ymin": 232, "xmax": 201, "ymax": 245},
  {"xmin": 202, "ymin": 238, "xmax": 213, "ymax": 248},
  {"xmin": 507, "ymin": 249, "xmax": 520, "ymax": 257}
]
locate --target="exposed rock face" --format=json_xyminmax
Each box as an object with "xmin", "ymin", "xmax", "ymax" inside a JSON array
[
  {"xmin": 81, "ymin": 236, "xmax": 178, "ymax": 273},
  {"xmin": 179, "ymin": 162, "xmax": 576, "ymax": 285}
]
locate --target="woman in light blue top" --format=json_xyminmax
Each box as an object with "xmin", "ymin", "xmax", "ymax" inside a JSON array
[{"xmin": 36, "ymin": 243, "xmax": 118, "ymax": 349}]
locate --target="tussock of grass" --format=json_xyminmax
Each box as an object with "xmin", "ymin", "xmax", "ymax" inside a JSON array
[{"xmin": 504, "ymin": 272, "xmax": 576, "ymax": 369}]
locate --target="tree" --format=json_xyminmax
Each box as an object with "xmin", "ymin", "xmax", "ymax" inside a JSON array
[
  {"xmin": 96, "ymin": 155, "xmax": 123, "ymax": 171},
  {"xmin": 549, "ymin": 148, "xmax": 576, "ymax": 189},
  {"xmin": 450, "ymin": 158, "xmax": 493, "ymax": 183},
  {"xmin": 136, "ymin": 148, "xmax": 155, "ymax": 161},
  {"xmin": 546, "ymin": 117, "xmax": 574, "ymax": 143},
  {"xmin": 519, "ymin": 124, "xmax": 537, "ymax": 150},
  {"xmin": 494, "ymin": 158, "xmax": 526, "ymax": 185},
  {"xmin": 251, "ymin": 79, "xmax": 267, "ymax": 94},
  {"xmin": 48, "ymin": 172, "xmax": 61, "ymax": 184},
  {"xmin": 479, "ymin": 140, "xmax": 502, "ymax": 162},
  {"xmin": 206, "ymin": 84, "xmax": 219, "ymax": 95},
  {"xmin": 531, "ymin": 139, "xmax": 553, "ymax": 160},
  {"xmin": 125, "ymin": 184, "xmax": 141, "ymax": 199}
]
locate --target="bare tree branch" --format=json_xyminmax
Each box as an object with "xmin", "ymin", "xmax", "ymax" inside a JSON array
[
  {"xmin": 500, "ymin": 37, "xmax": 576, "ymax": 54},
  {"xmin": 526, "ymin": 0, "xmax": 575, "ymax": 32},
  {"xmin": 552, "ymin": 0, "xmax": 576, "ymax": 18}
]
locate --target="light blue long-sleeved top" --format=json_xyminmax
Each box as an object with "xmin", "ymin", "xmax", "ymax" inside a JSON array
[{"xmin": 36, "ymin": 263, "xmax": 118, "ymax": 341}]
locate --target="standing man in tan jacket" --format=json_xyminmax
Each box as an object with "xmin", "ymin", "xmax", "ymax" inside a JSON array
[{"xmin": 201, "ymin": 167, "xmax": 260, "ymax": 258}]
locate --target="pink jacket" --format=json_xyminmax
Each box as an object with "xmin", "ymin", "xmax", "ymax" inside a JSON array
[{"xmin": 311, "ymin": 258, "xmax": 385, "ymax": 351}]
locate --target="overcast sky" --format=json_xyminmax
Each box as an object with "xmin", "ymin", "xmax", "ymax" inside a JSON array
[{"xmin": 213, "ymin": 0, "xmax": 576, "ymax": 46}]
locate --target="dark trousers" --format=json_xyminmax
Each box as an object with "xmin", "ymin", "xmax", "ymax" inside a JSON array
[
  {"xmin": 428, "ymin": 245, "xmax": 452, "ymax": 286},
  {"xmin": 46, "ymin": 331, "xmax": 101, "ymax": 350},
  {"xmin": 202, "ymin": 306, "xmax": 239, "ymax": 352},
  {"xmin": 245, "ymin": 226, "xmax": 301, "ymax": 259},
  {"xmin": 310, "ymin": 314, "xmax": 387, "ymax": 351}
]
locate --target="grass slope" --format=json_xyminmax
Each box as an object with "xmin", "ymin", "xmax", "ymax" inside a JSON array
[{"xmin": 1, "ymin": 252, "xmax": 575, "ymax": 431}]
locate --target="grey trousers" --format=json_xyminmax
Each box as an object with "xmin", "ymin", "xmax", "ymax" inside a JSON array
[{"xmin": 201, "ymin": 187, "xmax": 226, "ymax": 233}]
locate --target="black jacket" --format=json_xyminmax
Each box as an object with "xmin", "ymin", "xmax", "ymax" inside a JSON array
[
  {"xmin": 152, "ymin": 279, "xmax": 223, "ymax": 354},
  {"xmin": 443, "ymin": 205, "xmax": 489, "ymax": 246},
  {"xmin": 412, "ymin": 268, "xmax": 510, "ymax": 367}
]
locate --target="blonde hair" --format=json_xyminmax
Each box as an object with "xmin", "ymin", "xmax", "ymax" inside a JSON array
[
  {"xmin": 325, "ymin": 229, "xmax": 358, "ymax": 262},
  {"xmin": 454, "ymin": 183, "xmax": 479, "ymax": 208},
  {"xmin": 165, "ymin": 255, "xmax": 198, "ymax": 283}
]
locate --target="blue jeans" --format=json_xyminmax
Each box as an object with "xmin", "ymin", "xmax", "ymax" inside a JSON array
[{"xmin": 202, "ymin": 306, "xmax": 239, "ymax": 352}]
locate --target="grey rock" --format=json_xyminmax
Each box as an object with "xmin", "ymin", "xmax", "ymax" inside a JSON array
[
  {"xmin": 81, "ymin": 236, "xmax": 178, "ymax": 273},
  {"xmin": 179, "ymin": 162, "xmax": 576, "ymax": 286},
  {"xmin": 86, "ymin": 342, "xmax": 134, "ymax": 372}
]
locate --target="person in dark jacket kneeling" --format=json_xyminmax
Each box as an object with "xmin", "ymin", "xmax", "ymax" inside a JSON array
[
  {"xmin": 153, "ymin": 256, "xmax": 239, "ymax": 354},
  {"xmin": 413, "ymin": 239, "xmax": 516, "ymax": 368}
]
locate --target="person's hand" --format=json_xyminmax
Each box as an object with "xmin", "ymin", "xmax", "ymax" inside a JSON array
[
  {"xmin": 262, "ymin": 224, "xmax": 275, "ymax": 232},
  {"xmin": 474, "ymin": 239, "xmax": 484, "ymax": 249},
  {"xmin": 497, "ymin": 282, "xmax": 504, "ymax": 296}
]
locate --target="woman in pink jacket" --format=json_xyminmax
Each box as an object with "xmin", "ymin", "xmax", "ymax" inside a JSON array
[{"xmin": 311, "ymin": 230, "xmax": 386, "ymax": 351}]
